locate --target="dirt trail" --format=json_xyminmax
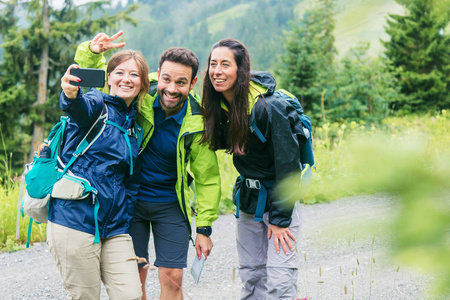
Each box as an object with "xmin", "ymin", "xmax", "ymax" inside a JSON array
[{"xmin": 0, "ymin": 194, "xmax": 439, "ymax": 299}]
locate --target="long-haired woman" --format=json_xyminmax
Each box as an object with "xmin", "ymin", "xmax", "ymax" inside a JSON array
[{"xmin": 201, "ymin": 38, "xmax": 306, "ymax": 299}]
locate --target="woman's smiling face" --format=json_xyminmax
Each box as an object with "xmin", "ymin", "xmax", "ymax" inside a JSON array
[
  {"xmin": 209, "ymin": 47, "xmax": 238, "ymax": 103},
  {"xmin": 107, "ymin": 58, "xmax": 142, "ymax": 106}
]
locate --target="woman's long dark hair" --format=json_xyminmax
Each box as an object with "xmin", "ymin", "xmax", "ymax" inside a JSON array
[{"xmin": 201, "ymin": 39, "xmax": 251, "ymax": 155}]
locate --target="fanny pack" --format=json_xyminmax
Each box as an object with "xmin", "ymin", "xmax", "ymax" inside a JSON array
[{"xmin": 52, "ymin": 164, "xmax": 97, "ymax": 200}]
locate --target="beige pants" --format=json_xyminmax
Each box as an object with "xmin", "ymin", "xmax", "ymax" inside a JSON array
[{"xmin": 47, "ymin": 221, "xmax": 142, "ymax": 300}]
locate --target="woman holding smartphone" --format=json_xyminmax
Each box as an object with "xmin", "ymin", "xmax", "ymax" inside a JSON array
[{"xmin": 47, "ymin": 49, "xmax": 149, "ymax": 300}]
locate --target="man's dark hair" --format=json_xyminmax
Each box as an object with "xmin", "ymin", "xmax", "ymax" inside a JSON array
[{"xmin": 159, "ymin": 47, "xmax": 199, "ymax": 81}]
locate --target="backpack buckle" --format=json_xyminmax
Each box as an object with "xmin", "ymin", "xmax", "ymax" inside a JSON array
[{"xmin": 245, "ymin": 178, "xmax": 261, "ymax": 190}]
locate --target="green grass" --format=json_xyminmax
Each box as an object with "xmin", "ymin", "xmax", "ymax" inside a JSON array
[
  {"xmin": 0, "ymin": 178, "xmax": 46, "ymax": 252},
  {"xmin": 0, "ymin": 126, "xmax": 46, "ymax": 252},
  {"xmin": 299, "ymin": 110, "xmax": 450, "ymax": 297},
  {"xmin": 307, "ymin": 109, "xmax": 450, "ymax": 201},
  {"xmin": 216, "ymin": 150, "xmax": 239, "ymax": 214}
]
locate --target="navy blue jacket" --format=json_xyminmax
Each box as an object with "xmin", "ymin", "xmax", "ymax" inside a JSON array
[{"xmin": 48, "ymin": 89, "xmax": 140, "ymax": 238}]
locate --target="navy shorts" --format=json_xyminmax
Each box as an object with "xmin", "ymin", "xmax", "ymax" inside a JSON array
[{"xmin": 131, "ymin": 200, "xmax": 190, "ymax": 269}]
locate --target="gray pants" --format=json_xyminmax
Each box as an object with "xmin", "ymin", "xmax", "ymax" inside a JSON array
[{"xmin": 236, "ymin": 203, "xmax": 301, "ymax": 300}]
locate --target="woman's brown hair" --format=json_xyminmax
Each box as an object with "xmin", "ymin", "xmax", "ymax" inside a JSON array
[{"xmin": 201, "ymin": 39, "xmax": 251, "ymax": 155}]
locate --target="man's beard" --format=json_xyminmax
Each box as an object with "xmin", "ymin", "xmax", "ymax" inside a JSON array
[{"xmin": 157, "ymin": 89, "xmax": 187, "ymax": 111}]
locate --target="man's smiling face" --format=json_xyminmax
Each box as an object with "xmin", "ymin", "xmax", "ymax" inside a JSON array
[{"xmin": 157, "ymin": 61, "xmax": 197, "ymax": 117}]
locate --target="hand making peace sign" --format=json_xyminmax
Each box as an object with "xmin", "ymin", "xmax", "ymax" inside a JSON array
[{"xmin": 89, "ymin": 30, "xmax": 126, "ymax": 54}]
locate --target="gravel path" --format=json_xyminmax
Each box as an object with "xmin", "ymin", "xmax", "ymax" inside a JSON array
[{"xmin": 0, "ymin": 194, "xmax": 440, "ymax": 299}]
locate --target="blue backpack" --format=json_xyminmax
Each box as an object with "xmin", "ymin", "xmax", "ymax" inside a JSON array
[{"xmin": 249, "ymin": 88, "xmax": 315, "ymax": 168}]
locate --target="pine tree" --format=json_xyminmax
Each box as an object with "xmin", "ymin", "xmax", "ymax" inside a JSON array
[
  {"xmin": 382, "ymin": 0, "xmax": 450, "ymax": 112},
  {"xmin": 276, "ymin": 0, "xmax": 337, "ymax": 122},
  {"xmin": 331, "ymin": 42, "xmax": 400, "ymax": 123},
  {"xmin": 0, "ymin": 0, "xmax": 137, "ymax": 175}
]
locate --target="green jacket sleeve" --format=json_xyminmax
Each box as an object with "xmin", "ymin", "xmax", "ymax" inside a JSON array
[
  {"xmin": 189, "ymin": 134, "xmax": 221, "ymax": 227},
  {"xmin": 74, "ymin": 41, "xmax": 107, "ymax": 71}
]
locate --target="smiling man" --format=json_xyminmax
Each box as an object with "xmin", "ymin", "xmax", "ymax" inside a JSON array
[
  {"xmin": 157, "ymin": 59, "xmax": 197, "ymax": 115},
  {"xmin": 74, "ymin": 32, "xmax": 221, "ymax": 300}
]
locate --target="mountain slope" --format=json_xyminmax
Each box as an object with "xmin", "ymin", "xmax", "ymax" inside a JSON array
[{"xmin": 295, "ymin": 0, "xmax": 405, "ymax": 57}]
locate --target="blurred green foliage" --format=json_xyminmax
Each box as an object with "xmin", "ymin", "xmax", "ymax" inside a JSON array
[
  {"xmin": 306, "ymin": 109, "xmax": 450, "ymax": 296},
  {"xmin": 120, "ymin": 0, "xmax": 296, "ymax": 73}
]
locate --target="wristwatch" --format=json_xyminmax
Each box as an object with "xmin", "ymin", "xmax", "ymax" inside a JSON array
[{"xmin": 196, "ymin": 226, "xmax": 212, "ymax": 237}]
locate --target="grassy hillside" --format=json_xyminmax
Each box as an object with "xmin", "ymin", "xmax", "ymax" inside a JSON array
[
  {"xmin": 295, "ymin": 0, "xmax": 405, "ymax": 57},
  {"xmin": 206, "ymin": 3, "xmax": 253, "ymax": 34}
]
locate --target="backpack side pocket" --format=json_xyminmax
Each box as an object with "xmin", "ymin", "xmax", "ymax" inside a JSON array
[
  {"xmin": 26, "ymin": 157, "xmax": 59, "ymax": 199},
  {"xmin": 22, "ymin": 191, "xmax": 50, "ymax": 224}
]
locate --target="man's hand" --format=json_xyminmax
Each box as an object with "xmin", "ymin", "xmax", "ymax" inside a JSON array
[
  {"xmin": 89, "ymin": 30, "xmax": 126, "ymax": 54},
  {"xmin": 268, "ymin": 224, "xmax": 296, "ymax": 255},
  {"xmin": 195, "ymin": 233, "xmax": 213, "ymax": 260},
  {"xmin": 61, "ymin": 64, "xmax": 80, "ymax": 99}
]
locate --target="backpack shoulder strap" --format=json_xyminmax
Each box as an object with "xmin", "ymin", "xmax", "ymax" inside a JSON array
[
  {"xmin": 248, "ymin": 103, "xmax": 267, "ymax": 143},
  {"xmin": 148, "ymin": 72, "xmax": 159, "ymax": 97},
  {"xmin": 134, "ymin": 121, "xmax": 144, "ymax": 150},
  {"xmin": 76, "ymin": 103, "xmax": 109, "ymax": 156},
  {"xmin": 149, "ymin": 81, "xmax": 157, "ymax": 97},
  {"xmin": 47, "ymin": 116, "xmax": 69, "ymax": 159},
  {"xmin": 59, "ymin": 103, "xmax": 109, "ymax": 177}
]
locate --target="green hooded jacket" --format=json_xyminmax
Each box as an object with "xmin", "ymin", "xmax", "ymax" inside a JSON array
[{"xmin": 75, "ymin": 42, "xmax": 221, "ymax": 230}]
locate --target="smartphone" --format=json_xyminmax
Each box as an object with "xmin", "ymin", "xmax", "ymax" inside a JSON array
[
  {"xmin": 70, "ymin": 68, "xmax": 105, "ymax": 88},
  {"xmin": 190, "ymin": 253, "xmax": 205, "ymax": 284}
]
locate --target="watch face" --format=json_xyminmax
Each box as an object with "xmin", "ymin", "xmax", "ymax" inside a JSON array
[
  {"xmin": 205, "ymin": 227, "xmax": 212, "ymax": 235},
  {"xmin": 197, "ymin": 227, "xmax": 212, "ymax": 236}
]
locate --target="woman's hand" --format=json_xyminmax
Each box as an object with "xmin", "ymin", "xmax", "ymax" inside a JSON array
[
  {"xmin": 268, "ymin": 224, "xmax": 297, "ymax": 255},
  {"xmin": 61, "ymin": 64, "xmax": 80, "ymax": 99},
  {"xmin": 89, "ymin": 30, "xmax": 126, "ymax": 54}
]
